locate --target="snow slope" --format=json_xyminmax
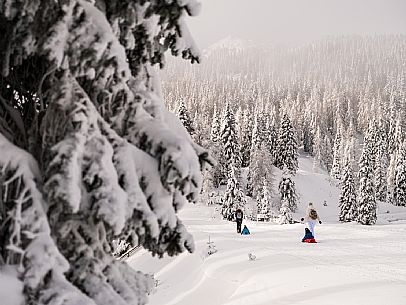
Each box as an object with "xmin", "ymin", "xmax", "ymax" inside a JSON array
[{"xmin": 128, "ymin": 155, "xmax": 406, "ymax": 305}]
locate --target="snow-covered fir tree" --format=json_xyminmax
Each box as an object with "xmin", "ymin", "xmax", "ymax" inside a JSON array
[
  {"xmin": 240, "ymin": 109, "xmax": 253, "ymax": 167},
  {"xmin": 394, "ymin": 141, "xmax": 406, "ymax": 206},
  {"xmin": 357, "ymin": 141, "xmax": 377, "ymax": 225},
  {"xmin": 375, "ymin": 119, "xmax": 389, "ymax": 201},
  {"xmin": 200, "ymin": 168, "xmax": 216, "ymax": 206},
  {"xmin": 387, "ymin": 152, "xmax": 398, "ymax": 204},
  {"xmin": 177, "ymin": 100, "xmax": 195, "ymax": 137},
  {"xmin": 0, "ymin": 2, "xmax": 211, "ymax": 304},
  {"xmin": 219, "ymin": 103, "xmax": 241, "ymax": 183},
  {"xmin": 323, "ymin": 134, "xmax": 334, "ymax": 172},
  {"xmin": 278, "ymin": 169, "xmax": 298, "ymax": 213},
  {"xmin": 250, "ymin": 113, "xmax": 263, "ymax": 160},
  {"xmin": 365, "ymin": 120, "xmax": 378, "ymax": 172},
  {"xmin": 279, "ymin": 199, "xmax": 294, "ymax": 224},
  {"xmin": 256, "ymin": 177, "xmax": 275, "ymax": 221},
  {"xmin": 331, "ymin": 125, "xmax": 343, "ymax": 180},
  {"xmin": 303, "ymin": 119, "xmax": 315, "ymax": 155},
  {"xmin": 221, "ymin": 166, "xmax": 246, "ymax": 221},
  {"xmin": 275, "ymin": 114, "xmax": 298, "ymax": 174},
  {"xmin": 375, "ymin": 153, "xmax": 387, "ymax": 202},
  {"xmin": 210, "ymin": 106, "xmax": 221, "ymax": 143},
  {"xmin": 339, "ymin": 153, "xmax": 358, "ymax": 222},
  {"xmin": 247, "ymin": 143, "xmax": 274, "ymax": 198},
  {"xmin": 313, "ymin": 125, "xmax": 325, "ymax": 171},
  {"xmin": 268, "ymin": 117, "xmax": 279, "ymax": 163}
]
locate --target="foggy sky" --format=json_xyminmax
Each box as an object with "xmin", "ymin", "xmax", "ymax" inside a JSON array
[{"xmin": 187, "ymin": 0, "xmax": 406, "ymax": 49}]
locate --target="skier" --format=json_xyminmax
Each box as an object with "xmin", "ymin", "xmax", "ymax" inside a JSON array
[
  {"xmin": 235, "ymin": 208, "xmax": 243, "ymax": 233},
  {"xmin": 301, "ymin": 202, "xmax": 322, "ymax": 240}
]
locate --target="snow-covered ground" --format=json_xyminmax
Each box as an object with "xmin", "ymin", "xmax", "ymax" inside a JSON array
[{"xmin": 128, "ymin": 156, "xmax": 406, "ymax": 305}]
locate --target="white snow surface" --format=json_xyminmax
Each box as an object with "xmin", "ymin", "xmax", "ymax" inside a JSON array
[
  {"xmin": 129, "ymin": 155, "xmax": 406, "ymax": 305},
  {"xmin": 0, "ymin": 267, "xmax": 24, "ymax": 305}
]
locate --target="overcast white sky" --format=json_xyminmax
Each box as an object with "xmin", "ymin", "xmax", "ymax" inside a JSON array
[{"xmin": 187, "ymin": 0, "xmax": 406, "ymax": 48}]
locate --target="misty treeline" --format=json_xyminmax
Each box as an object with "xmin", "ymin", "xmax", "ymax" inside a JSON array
[
  {"xmin": 164, "ymin": 35, "xmax": 406, "ymax": 225},
  {"xmin": 0, "ymin": 1, "xmax": 213, "ymax": 305}
]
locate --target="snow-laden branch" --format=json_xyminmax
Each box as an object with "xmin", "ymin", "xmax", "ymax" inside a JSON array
[{"xmin": 0, "ymin": 132, "xmax": 95, "ymax": 305}]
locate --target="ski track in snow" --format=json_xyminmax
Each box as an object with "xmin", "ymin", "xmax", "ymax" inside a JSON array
[{"xmin": 128, "ymin": 156, "xmax": 406, "ymax": 305}]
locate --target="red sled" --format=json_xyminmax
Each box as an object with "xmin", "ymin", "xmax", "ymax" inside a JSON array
[{"xmin": 303, "ymin": 238, "xmax": 317, "ymax": 243}]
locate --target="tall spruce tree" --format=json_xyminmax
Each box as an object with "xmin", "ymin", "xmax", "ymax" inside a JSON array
[
  {"xmin": 220, "ymin": 104, "xmax": 240, "ymax": 183},
  {"xmin": 247, "ymin": 143, "xmax": 274, "ymax": 198},
  {"xmin": 221, "ymin": 166, "xmax": 246, "ymax": 220},
  {"xmin": 240, "ymin": 109, "xmax": 253, "ymax": 167},
  {"xmin": 279, "ymin": 199, "xmax": 294, "ymax": 224},
  {"xmin": 210, "ymin": 106, "xmax": 221, "ymax": 143},
  {"xmin": 177, "ymin": 101, "xmax": 195, "ymax": 137},
  {"xmin": 339, "ymin": 153, "xmax": 358, "ymax": 222},
  {"xmin": 303, "ymin": 125, "xmax": 314, "ymax": 155},
  {"xmin": 278, "ymin": 169, "xmax": 298, "ymax": 213},
  {"xmin": 375, "ymin": 119, "xmax": 388, "ymax": 201},
  {"xmin": 313, "ymin": 125, "xmax": 325, "ymax": 171},
  {"xmin": 0, "ymin": 1, "xmax": 211, "ymax": 304},
  {"xmin": 357, "ymin": 141, "xmax": 377, "ymax": 225},
  {"xmin": 387, "ymin": 152, "xmax": 398, "ymax": 204},
  {"xmin": 268, "ymin": 117, "xmax": 279, "ymax": 163},
  {"xmin": 275, "ymin": 114, "xmax": 298, "ymax": 174},
  {"xmin": 256, "ymin": 177, "xmax": 275, "ymax": 221},
  {"xmin": 250, "ymin": 113, "xmax": 263, "ymax": 161},
  {"xmin": 331, "ymin": 125, "xmax": 343, "ymax": 180},
  {"xmin": 375, "ymin": 154, "xmax": 387, "ymax": 202},
  {"xmin": 394, "ymin": 141, "xmax": 406, "ymax": 206}
]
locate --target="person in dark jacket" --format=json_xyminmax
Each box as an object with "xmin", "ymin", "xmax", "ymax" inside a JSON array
[
  {"xmin": 301, "ymin": 228, "xmax": 315, "ymax": 243},
  {"xmin": 235, "ymin": 208, "xmax": 243, "ymax": 233}
]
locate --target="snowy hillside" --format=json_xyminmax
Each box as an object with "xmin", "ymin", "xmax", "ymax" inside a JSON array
[
  {"xmin": 128, "ymin": 155, "xmax": 406, "ymax": 305},
  {"xmin": 203, "ymin": 37, "xmax": 264, "ymax": 57}
]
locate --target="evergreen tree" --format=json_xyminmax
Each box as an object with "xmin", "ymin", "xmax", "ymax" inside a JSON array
[
  {"xmin": 220, "ymin": 104, "xmax": 241, "ymax": 183},
  {"xmin": 247, "ymin": 144, "xmax": 273, "ymax": 198},
  {"xmin": 221, "ymin": 166, "xmax": 246, "ymax": 220},
  {"xmin": 303, "ymin": 120, "xmax": 314, "ymax": 155},
  {"xmin": 278, "ymin": 169, "xmax": 298, "ymax": 213},
  {"xmin": 365, "ymin": 120, "xmax": 378, "ymax": 172},
  {"xmin": 0, "ymin": 2, "xmax": 210, "ymax": 304},
  {"xmin": 357, "ymin": 142, "xmax": 377, "ymax": 225},
  {"xmin": 323, "ymin": 134, "xmax": 333, "ymax": 172},
  {"xmin": 210, "ymin": 106, "xmax": 221, "ymax": 143},
  {"xmin": 200, "ymin": 168, "xmax": 216, "ymax": 206},
  {"xmin": 387, "ymin": 152, "xmax": 398, "ymax": 204},
  {"xmin": 375, "ymin": 119, "xmax": 388, "ymax": 201},
  {"xmin": 177, "ymin": 101, "xmax": 195, "ymax": 137},
  {"xmin": 250, "ymin": 113, "xmax": 262, "ymax": 161},
  {"xmin": 389, "ymin": 116, "xmax": 404, "ymax": 153},
  {"xmin": 313, "ymin": 125, "xmax": 326, "ymax": 171},
  {"xmin": 374, "ymin": 153, "xmax": 387, "ymax": 202},
  {"xmin": 268, "ymin": 117, "xmax": 279, "ymax": 163},
  {"xmin": 339, "ymin": 153, "xmax": 358, "ymax": 222},
  {"xmin": 331, "ymin": 126, "xmax": 342, "ymax": 180},
  {"xmin": 256, "ymin": 177, "xmax": 275, "ymax": 221},
  {"xmin": 394, "ymin": 141, "xmax": 406, "ymax": 206},
  {"xmin": 240, "ymin": 109, "xmax": 253, "ymax": 167},
  {"xmin": 275, "ymin": 114, "xmax": 298, "ymax": 174},
  {"xmin": 279, "ymin": 199, "xmax": 294, "ymax": 224}
]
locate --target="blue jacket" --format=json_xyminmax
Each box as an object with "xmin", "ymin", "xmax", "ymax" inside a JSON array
[
  {"xmin": 302, "ymin": 228, "xmax": 314, "ymax": 241},
  {"xmin": 241, "ymin": 226, "xmax": 250, "ymax": 235}
]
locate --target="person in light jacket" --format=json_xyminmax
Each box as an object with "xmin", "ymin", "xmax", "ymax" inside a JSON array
[{"xmin": 301, "ymin": 202, "xmax": 322, "ymax": 238}]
